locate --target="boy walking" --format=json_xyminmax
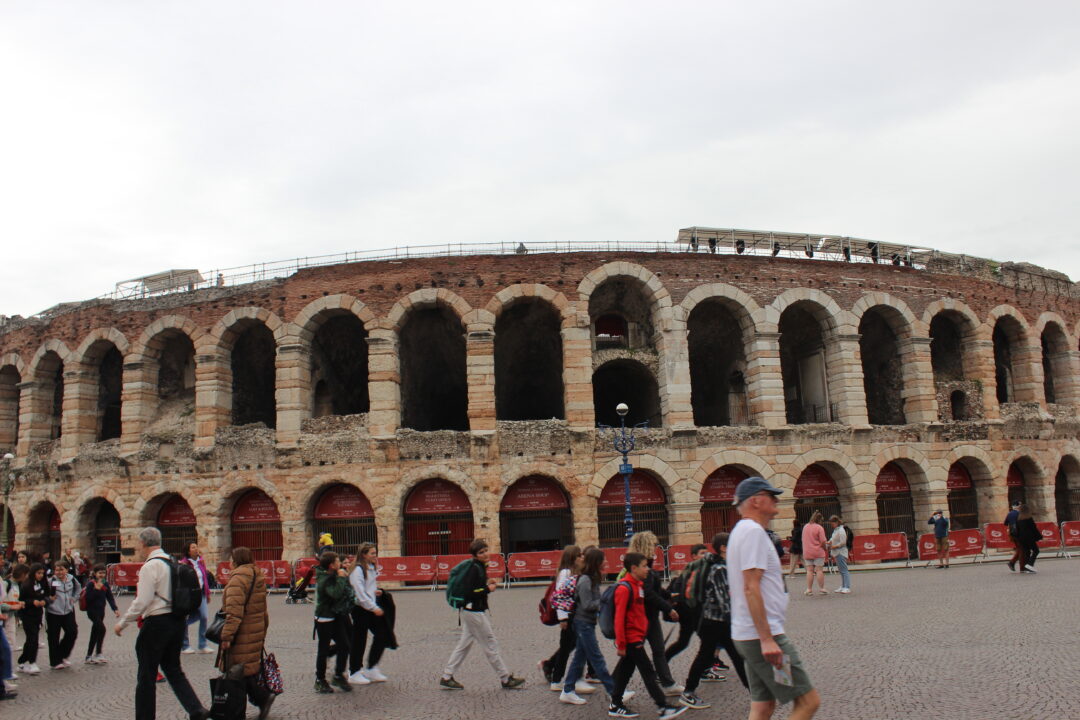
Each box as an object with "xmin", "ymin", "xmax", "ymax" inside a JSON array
[
  {"xmin": 440, "ymin": 539, "xmax": 524, "ymax": 691},
  {"xmin": 46, "ymin": 561, "xmax": 80, "ymax": 669},
  {"xmin": 609, "ymin": 553, "xmax": 687, "ymax": 719}
]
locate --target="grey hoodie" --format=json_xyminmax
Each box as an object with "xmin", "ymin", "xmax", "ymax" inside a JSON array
[
  {"xmin": 574, "ymin": 574, "xmax": 603, "ymax": 624},
  {"xmin": 47, "ymin": 575, "xmax": 80, "ymax": 616}
]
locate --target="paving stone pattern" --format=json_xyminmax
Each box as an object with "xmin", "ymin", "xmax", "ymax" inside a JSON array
[{"xmin": 7, "ymin": 559, "xmax": 1078, "ymax": 719}]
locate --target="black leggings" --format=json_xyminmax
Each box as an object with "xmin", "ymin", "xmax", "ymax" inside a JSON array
[
  {"xmin": 18, "ymin": 611, "xmax": 42, "ymax": 664},
  {"xmin": 664, "ymin": 608, "xmax": 698, "ymax": 661},
  {"xmin": 349, "ymin": 607, "xmax": 387, "ymax": 674},
  {"xmin": 315, "ymin": 616, "xmax": 351, "ymax": 680},
  {"xmin": 46, "ymin": 611, "xmax": 79, "ymax": 667},
  {"xmin": 1023, "ymin": 543, "xmax": 1040, "ymax": 568},
  {"xmin": 86, "ymin": 610, "xmax": 107, "ymax": 657},
  {"xmin": 684, "ymin": 618, "xmax": 747, "ymax": 693},
  {"xmin": 612, "ymin": 641, "xmax": 666, "ymax": 709}
]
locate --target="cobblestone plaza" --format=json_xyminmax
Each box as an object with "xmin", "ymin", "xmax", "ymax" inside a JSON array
[{"xmin": 7, "ymin": 559, "xmax": 1077, "ymax": 719}]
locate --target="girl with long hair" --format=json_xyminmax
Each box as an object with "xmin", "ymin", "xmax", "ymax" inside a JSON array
[
  {"xmin": 348, "ymin": 542, "xmax": 391, "ymax": 684},
  {"xmin": 540, "ymin": 545, "xmax": 594, "ymax": 695}
]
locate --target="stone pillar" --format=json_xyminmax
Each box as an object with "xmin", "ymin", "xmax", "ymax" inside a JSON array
[
  {"xmin": 572, "ymin": 497, "xmax": 600, "ymax": 549},
  {"xmin": 61, "ymin": 365, "xmax": 97, "ymax": 459},
  {"xmin": 825, "ymin": 334, "xmax": 869, "ymax": 426},
  {"xmin": 1012, "ymin": 343, "xmax": 1044, "ymax": 405},
  {"xmin": 656, "ymin": 308, "xmax": 694, "ymax": 430},
  {"xmin": 194, "ymin": 352, "xmax": 231, "ymax": 449},
  {"xmin": 898, "ymin": 337, "xmax": 938, "ymax": 423},
  {"xmin": 281, "ymin": 511, "xmax": 308, "ymax": 563},
  {"xmin": 1026, "ymin": 482, "xmax": 1056, "ymax": 522},
  {"xmin": 466, "ymin": 322, "xmax": 496, "ymax": 433},
  {"xmin": 746, "ymin": 332, "xmax": 786, "ymax": 428},
  {"xmin": 562, "ymin": 306, "xmax": 595, "ymax": 430},
  {"xmin": 120, "ymin": 361, "xmax": 156, "ymax": 456},
  {"xmin": 15, "ymin": 380, "xmax": 40, "ymax": 457},
  {"xmin": 275, "ymin": 343, "xmax": 311, "ymax": 446},
  {"xmin": 668, "ymin": 501, "xmax": 704, "ymax": 545},
  {"xmin": 366, "ymin": 329, "xmax": 399, "ymax": 438},
  {"xmin": 844, "ymin": 491, "xmax": 879, "ymax": 537},
  {"xmin": 967, "ymin": 339, "xmax": 1000, "ymax": 420},
  {"xmin": 1048, "ymin": 349, "xmax": 1080, "ymax": 406},
  {"xmin": 919, "ymin": 488, "xmax": 949, "ymax": 529}
]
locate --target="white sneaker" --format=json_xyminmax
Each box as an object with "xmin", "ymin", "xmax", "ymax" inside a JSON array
[
  {"xmin": 833, "ymin": 587, "xmax": 844, "ymax": 593},
  {"xmin": 348, "ymin": 670, "xmax": 371, "ymax": 685},
  {"xmin": 560, "ymin": 691, "xmax": 588, "ymax": 705},
  {"xmin": 550, "ymin": 681, "xmax": 563, "ymax": 692},
  {"xmin": 181, "ymin": 648, "xmax": 196, "ymax": 655},
  {"xmin": 622, "ymin": 690, "xmax": 636, "ymax": 702},
  {"xmin": 1024, "ymin": 565, "xmax": 1038, "ymax": 573},
  {"xmin": 94, "ymin": 655, "xmax": 108, "ymax": 664},
  {"xmin": 839, "ymin": 588, "xmax": 851, "ymax": 594},
  {"xmin": 60, "ymin": 659, "xmax": 71, "ymax": 668},
  {"xmin": 662, "ymin": 684, "xmax": 684, "ymax": 696},
  {"xmin": 575, "ymin": 680, "xmax": 597, "ymax": 694},
  {"xmin": 363, "ymin": 666, "xmax": 388, "ymax": 682},
  {"xmin": 198, "ymin": 647, "xmax": 215, "ymax": 654},
  {"xmin": 83, "ymin": 656, "xmax": 95, "ymax": 664},
  {"xmin": 3, "ymin": 681, "xmax": 15, "ymax": 691},
  {"xmin": 24, "ymin": 664, "xmax": 41, "ymax": 675}
]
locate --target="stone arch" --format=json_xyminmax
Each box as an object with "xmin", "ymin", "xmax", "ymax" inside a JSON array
[
  {"xmin": 388, "ymin": 465, "xmax": 483, "ymax": 519},
  {"xmin": 1002, "ymin": 449, "xmax": 1047, "ymax": 482},
  {"xmin": 688, "ymin": 450, "xmax": 773, "ymax": 500},
  {"xmin": 576, "ymin": 262, "xmax": 672, "ymax": 314},
  {"xmin": 129, "ymin": 315, "xmax": 206, "ymax": 360},
  {"xmin": 29, "ymin": 339, "xmax": 73, "ymax": 371},
  {"xmin": 985, "ymin": 304, "xmax": 1033, "ymax": 338},
  {"xmin": 485, "ymin": 284, "xmax": 574, "ymax": 325},
  {"xmin": 27, "ymin": 340, "xmax": 71, "ymax": 446},
  {"xmin": 679, "ymin": 283, "xmax": 763, "ymax": 335},
  {"xmin": 1035, "ymin": 313, "xmax": 1076, "ymax": 406},
  {"xmin": 495, "ymin": 461, "xmax": 579, "ymax": 505},
  {"xmin": 385, "ymin": 289, "xmax": 473, "ymax": 333},
  {"xmin": 921, "ymin": 299, "xmax": 981, "ymax": 333},
  {"xmin": 216, "ymin": 478, "xmax": 286, "ymax": 518},
  {"xmin": 289, "ymin": 294, "xmax": 378, "ymax": 342},
  {"xmin": 872, "ymin": 446, "xmax": 933, "ymax": 487},
  {"xmin": 0, "ymin": 352, "xmax": 28, "ymax": 377},
  {"xmin": 1034, "ymin": 312, "xmax": 1074, "ymax": 342},
  {"xmin": 784, "ymin": 448, "xmax": 861, "ymax": 494},
  {"xmin": 943, "ymin": 445, "xmax": 996, "ymax": 479},
  {"xmin": 856, "ymin": 302, "xmax": 914, "ymax": 425},
  {"xmin": 203, "ymin": 309, "xmax": 283, "ymax": 428},
  {"xmin": 589, "ymin": 454, "xmax": 684, "ymax": 502},
  {"xmin": 850, "ymin": 293, "xmax": 921, "ymax": 339},
  {"xmin": 987, "ymin": 305, "xmax": 1037, "ymax": 405},
  {"xmin": 490, "ymin": 292, "xmax": 566, "ymax": 421},
  {"xmin": 201, "ymin": 307, "xmax": 286, "ymax": 354},
  {"xmin": 763, "ymin": 288, "xmax": 851, "ymax": 334},
  {"xmin": 0, "ymin": 354, "xmax": 25, "ymax": 454},
  {"xmin": 72, "ymin": 329, "xmax": 128, "ymax": 442},
  {"xmin": 73, "ymin": 328, "xmax": 131, "ymax": 363}
]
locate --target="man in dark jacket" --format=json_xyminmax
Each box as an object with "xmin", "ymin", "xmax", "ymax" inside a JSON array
[
  {"xmin": 1004, "ymin": 501, "xmax": 1022, "ymax": 571},
  {"xmin": 440, "ymin": 540, "xmax": 524, "ymax": 691}
]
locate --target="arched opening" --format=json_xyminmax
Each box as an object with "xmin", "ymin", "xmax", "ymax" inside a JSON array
[
  {"xmin": 1041, "ymin": 323, "xmax": 1069, "ymax": 405},
  {"xmin": 91, "ymin": 344, "xmax": 124, "ymax": 441},
  {"xmin": 494, "ymin": 299, "xmax": 565, "ymax": 421},
  {"xmin": 993, "ymin": 317, "xmax": 1024, "ymax": 405},
  {"xmin": 859, "ymin": 310, "xmax": 905, "ymax": 425},
  {"xmin": 592, "ymin": 359, "xmax": 661, "ymax": 428},
  {"xmin": 929, "ymin": 313, "xmax": 967, "ymax": 381},
  {"xmin": 230, "ymin": 490, "xmax": 283, "ymax": 560},
  {"xmin": 153, "ymin": 331, "xmax": 196, "ymax": 426},
  {"xmin": 0, "ymin": 364, "xmax": 20, "ymax": 453},
  {"xmin": 401, "ymin": 479, "xmax": 474, "ymax": 556},
  {"xmin": 700, "ymin": 466, "xmax": 748, "ymax": 540},
  {"xmin": 688, "ymin": 300, "xmax": 749, "ymax": 426},
  {"xmin": 950, "ymin": 391, "xmax": 968, "ymax": 421},
  {"xmin": 313, "ymin": 484, "xmax": 377, "ymax": 557},
  {"xmin": 1007, "ymin": 461, "xmax": 1029, "ymax": 508},
  {"xmin": 1055, "ymin": 457, "xmax": 1080, "ymax": 524},
  {"xmin": 311, "ymin": 315, "xmax": 370, "ymax": 418},
  {"xmin": 779, "ymin": 304, "xmax": 832, "ymax": 424},
  {"xmin": 400, "ymin": 306, "xmax": 468, "ymax": 431},
  {"xmin": 597, "ymin": 471, "xmax": 669, "ymax": 547},
  {"xmin": 89, "ymin": 500, "xmax": 121, "ymax": 566},
  {"xmin": 946, "ymin": 462, "xmax": 979, "ymax": 531},
  {"xmin": 588, "ymin": 278, "xmax": 656, "ymax": 353},
  {"xmin": 499, "ymin": 475, "xmax": 573, "ymax": 553},
  {"xmin": 231, "ymin": 323, "xmax": 277, "ymax": 427},
  {"xmin": 157, "ymin": 495, "xmax": 197, "ymax": 558},
  {"xmin": 875, "ymin": 462, "xmax": 917, "ymax": 556},
  {"xmin": 1, "ymin": 505, "xmax": 13, "ymax": 554},
  {"xmin": 34, "ymin": 350, "xmax": 65, "ymax": 442},
  {"xmin": 27, "ymin": 502, "xmax": 61, "ymax": 560},
  {"xmin": 794, "ymin": 464, "xmax": 842, "ymax": 525}
]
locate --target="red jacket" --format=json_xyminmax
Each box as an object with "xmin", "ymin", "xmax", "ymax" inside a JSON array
[{"xmin": 614, "ymin": 574, "xmax": 648, "ymax": 651}]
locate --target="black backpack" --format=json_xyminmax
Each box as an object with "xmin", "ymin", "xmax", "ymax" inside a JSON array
[
  {"xmin": 843, "ymin": 525, "xmax": 855, "ymax": 552},
  {"xmin": 153, "ymin": 557, "xmax": 201, "ymax": 618}
]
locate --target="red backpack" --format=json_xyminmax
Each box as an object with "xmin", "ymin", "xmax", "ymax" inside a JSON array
[{"xmin": 538, "ymin": 579, "xmax": 559, "ymax": 626}]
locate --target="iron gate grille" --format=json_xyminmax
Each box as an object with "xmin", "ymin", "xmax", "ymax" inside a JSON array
[
  {"xmin": 701, "ymin": 502, "xmax": 739, "ymax": 542},
  {"xmin": 876, "ymin": 493, "xmax": 917, "ymax": 557},
  {"xmin": 947, "ymin": 488, "xmax": 979, "ymax": 531},
  {"xmin": 314, "ymin": 519, "xmax": 378, "ymax": 558},
  {"xmin": 794, "ymin": 498, "xmax": 842, "ymax": 527},
  {"xmin": 1056, "ymin": 488, "xmax": 1080, "ymax": 524},
  {"xmin": 499, "ymin": 509, "xmax": 573, "ymax": 553},
  {"xmin": 402, "ymin": 512, "xmax": 474, "ymax": 556},
  {"xmin": 231, "ymin": 522, "xmax": 284, "ymax": 561},
  {"xmin": 161, "ymin": 525, "xmax": 198, "ymax": 559},
  {"xmin": 598, "ymin": 504, "xmax": 669, "ymax": 548},
  {"xmin": 95, "ymin": 526, "xmax": 122, "ymax": 566}
]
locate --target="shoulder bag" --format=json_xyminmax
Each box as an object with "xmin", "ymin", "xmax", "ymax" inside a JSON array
[{"xmin": 206, "ymin": 566, "xmax": 255, "ymax": 645}]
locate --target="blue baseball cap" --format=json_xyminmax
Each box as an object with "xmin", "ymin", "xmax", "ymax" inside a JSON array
[{"xmin": 733, "ymin": 476, "xmax": 784, "ymax": 506}]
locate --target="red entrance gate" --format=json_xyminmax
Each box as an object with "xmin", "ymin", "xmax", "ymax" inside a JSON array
[
  {"xmin": 700, "ymin": 466, "xmax": 746, "ymax": 541},
  {"xmin": 402, "ymin": 479, "xmax": 474, "ymax": 556},
  {"xmin": 231, "ymin": 490, "xmax": 283, "ymax": 561}
]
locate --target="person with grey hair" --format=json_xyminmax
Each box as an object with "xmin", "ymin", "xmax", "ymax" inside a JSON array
[{"xmin": 115, "ymin": 527, "xmax": 209, "ymax": 720}]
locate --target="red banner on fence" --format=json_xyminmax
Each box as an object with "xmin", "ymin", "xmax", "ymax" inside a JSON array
[
  {"xmin": 432, "ymin": 554, "xmax": 505, "ymax": 581},
  {"xmin": 376, "ymin": 556, "xmax": 436, "ymax": 583},
  {"xmin": 486, "ymin": 553, "xmax": 506, "ymax": 580},
  {"xmin": 507, "ymin": 550, "xmax": 561, "ymax": 579},
  {"xmin": 216, "ymin": 562, "xmax": 233, "ymax": 584},
  {"xmin": 600, "ymin": 546, "xmax": 665, "ymax": 574},
  {"xmin": 1062, "ymin": 521, "xmax": 1080, "ymax": 547},
  {"xmin": 109, "ymin": 563, "xmax": 144, "ymax": 587},
  {"xmin": 1036, "ymin": 521, "xmax": 1060, "ymax": 548},
  {"xmin": 983, "ymin": 523, "xmax": 1013, "ymax": 550},
  {"xmin": 294, "ymin": 557, "xmax": 318, "ymax": 580},
  {"xmin": 850, "ymin": 532, "xmax": 908, "ymax": 563},
  {"xmin": 269, "ymin": 560, "xmax": 292, "ymax": 587},
  {"xmin": 666, "ymin": 545, "xmax": 696, "ymax": 573},
  {"xmin": 918, "ymin": 530, "xmax": 984, "ymax": 561}
]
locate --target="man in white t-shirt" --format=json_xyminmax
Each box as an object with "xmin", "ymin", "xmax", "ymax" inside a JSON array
[{"xmin": 727, "ymin": 477, "xmax": 820, "ymax": 720}]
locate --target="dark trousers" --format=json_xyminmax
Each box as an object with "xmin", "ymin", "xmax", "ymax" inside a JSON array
[
  {"xmin": 1023, "ymin": 542, "xmax": 1040, "ymax": 568},
  {"xmin": 46, "ymin": 611, "xmax": 78, "ymax": 666},
  {"xmin": 86, "ymin": 609, "xmax": 106, "ymax": 657},
  {"xmin": 644, "ymin": 613, "xmax": 675, "ymax": 686},
  {"xmin": 664, "ymin": 607, "xmax": 699, "ymax": 661},
  {"xmin": 243, "ymin": 673, "xmax": 271, "ymax": 708},
  {"xmin": 349, "ymin": 607, "xmax": 387, "ymax": 674},
  {"xmin": 316, "ymin": 616, "xmax": 351, "ymax": 680},
  {"xmin": 612, "ymin": 641, "xmax": 667, "ymax": 709},
  {"xmin": 684, "ymin": 618, "xmax": 747, "ymax": 693},
  {"xmin": 18, "ymin": 611, "xmax": 42, "ymax": 664},
  {"xmin": 1009, "ymin": 537, "xmax": 1023, "ymax": 566},
  {"xmin": 135, "ymin": 614, "xmax": 204, "ymax": 720},
  {"xmin": 546, "ymin": 622, "xmax": 595, "ymax": 683}
]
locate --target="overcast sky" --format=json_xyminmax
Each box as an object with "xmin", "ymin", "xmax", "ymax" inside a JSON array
[{"xmin": 2, "ymin": 2, "xmax": 1079, "ymax": 318}]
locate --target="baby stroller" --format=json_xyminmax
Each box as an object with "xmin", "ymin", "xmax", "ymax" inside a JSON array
[{"xmin": 285, "ymin": 566, "xmax": 315, "ymax": 604}]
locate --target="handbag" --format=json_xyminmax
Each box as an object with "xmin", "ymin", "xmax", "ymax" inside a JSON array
[
  {"xmin": 207, "ymin": 565, "xmax": 256, "ymax": 645},
  {"xmin": 258, "ymin": 651, "xmax": 284, "ymax": 695},
  {"xmin": 209, "ymin": 650, "xmax": 247, "ymax": 720}
]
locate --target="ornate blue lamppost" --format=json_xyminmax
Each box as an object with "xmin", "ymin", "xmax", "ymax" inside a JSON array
[{"xmin": 610, "ymin": 403, "xmax": 648, "ymax": 546}]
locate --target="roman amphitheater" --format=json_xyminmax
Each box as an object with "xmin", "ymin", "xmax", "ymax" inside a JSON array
[{"xmin": 1, "ymin": 228, "xmax": 1078, "ymax": 567}]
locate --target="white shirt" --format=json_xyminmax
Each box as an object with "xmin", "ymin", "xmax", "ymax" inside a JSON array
[
  {"xmin": 118, "ymin": 548, "xmax": 173, "ymax": 629},
  {"xmin": 728, "ymin": 517, "xmax": 789, "ymax": 642},
  {"xmin": 829, "ymin": 526, "xmax": 848, "ymax": 558}
]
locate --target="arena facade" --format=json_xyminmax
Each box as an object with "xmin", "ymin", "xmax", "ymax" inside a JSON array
[{"xmin": 1, "ymin": 229, "xmax": 1078, "ymax": 566}]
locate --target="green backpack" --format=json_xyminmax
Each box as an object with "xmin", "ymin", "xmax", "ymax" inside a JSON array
[{"xmin": 446, "ymin": 559, "xmax": 476, "ymax": 610}]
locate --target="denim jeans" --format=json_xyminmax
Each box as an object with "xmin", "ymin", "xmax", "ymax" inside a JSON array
[
  {"xmin": 835, "ymin": 554, "xmax": 851, "ymax": 589},
  {"xmin": 563, "ymin": 619, "xmax": 614, "ymax": 696},
  {"xmin": 0, "ymin": 628, "xmax": 12, "ymax": 680},
  {"xmin": 182, "ymin": 595, "xmax": 209, "ymax": 650}
]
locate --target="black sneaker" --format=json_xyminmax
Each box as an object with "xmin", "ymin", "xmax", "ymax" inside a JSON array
[
  {"xmin": 330, "ymin": 674, "xmax": 352, "ymax": 692},
  {"xmin": 539, "ymin": 659, "xmax": 553, "ymax": 682},
  {"xmin": 1007, "ymin": 561, "xmax": 1016, "ymax": 571},
  {"xmin": 701, "ymin": 670, "xmax": 726, "ymax": 682},
  {"xmin": 608, "ymin": 705, "xmax": 640, "ymax": 718},
  {"xmin": 712, "ymin": 660, "xmax": 729, "ymax": 670},
  {"xmin": 440, "ymin": 676, "xmax": 464, "ymax": 690},
  {"xmin": 501, "ymin": 675, "xmax": 526, "ymax": 690},
  {"xmin": 659, "ymin": 706, "xmax": 690, "ymax": 719},
  {"xmin": 314, "ymin": 678, "xmax": 333, "ymax": 694},
  {"xmin": 679, "ymin": 692, "xmax": 711, "ymax": 709}
]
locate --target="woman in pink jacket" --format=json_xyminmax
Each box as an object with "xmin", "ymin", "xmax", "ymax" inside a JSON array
[{"xmin": 800, "ymin": 512, "xmax": 829, "ymax": 596}]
